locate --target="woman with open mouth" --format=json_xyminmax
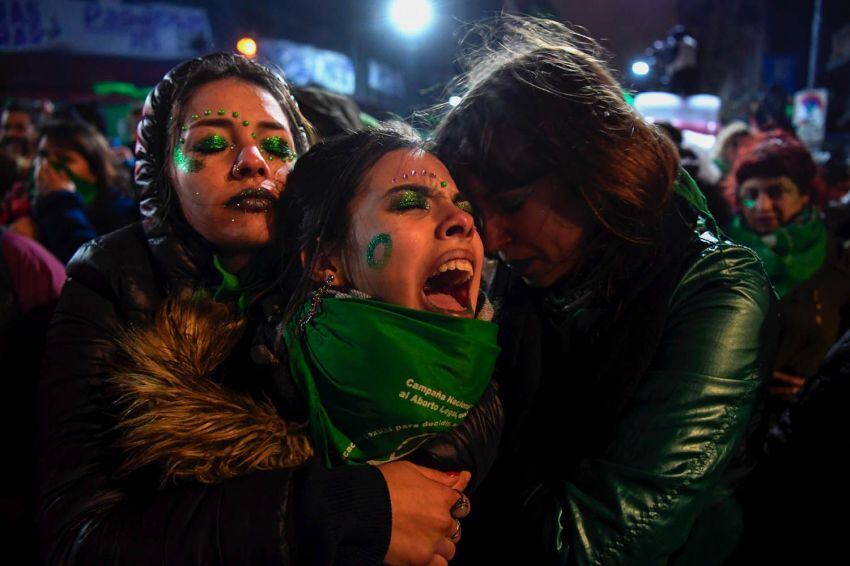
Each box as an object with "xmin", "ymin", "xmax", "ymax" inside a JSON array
[
  {"xmin": 264, "ymin": 125, "xmax": 504, "ymax": 563},
  {"xmin": 37, "ymin": 54, "xmax": 465, "ymax": 566}
]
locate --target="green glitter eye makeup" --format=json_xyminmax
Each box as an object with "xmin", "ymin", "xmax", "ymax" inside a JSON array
[
  {"xmin": 173, "ymin": 145, "xmax": 203, "ymax": 173},
  {"xmin": 192, "ymin": 134, "xmax": 230, "ymax": 153},
  {"xmin": 455, "ymin": 200, "xmax": 474, "ymax": 215},
  {"xmin": 366, "ymin": 233, "xmax": 393, "ymax": 270},
  {"xmin": 391, "ymin": 189, "xmax": 430, "ymax": 211},
  {"xmin": 218, "ymin": 109, "xmax": 226, "ymax": 115},
  {"xmin": 260, "ymin": 136, "xmax": 295, "ymax": 160},
  {"xmin": 203, "ymin": 109, "xmax": 212, "ymax": 116}
]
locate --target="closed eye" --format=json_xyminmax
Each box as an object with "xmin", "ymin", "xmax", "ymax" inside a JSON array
[
  {"xmin": 192, "ymin": 134, "xmax": 230, "ymax": 154},
  {"xmin": 390, "ymin": 188, "xmax": 430, "ymax": 211}
]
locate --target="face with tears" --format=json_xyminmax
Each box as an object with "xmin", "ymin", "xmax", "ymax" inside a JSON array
[
  {"xmin": 316, "ymin": 148, "xmax": 485, "ymax": 317},
  {"xmin": 169, "ymin": 78, "xmax": 298, "ymax": 266}
]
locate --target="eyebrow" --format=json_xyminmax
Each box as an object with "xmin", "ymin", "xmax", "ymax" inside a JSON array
[{"xmin": 188, "ymin": 118, "xmax": 288, "ymax": 131}]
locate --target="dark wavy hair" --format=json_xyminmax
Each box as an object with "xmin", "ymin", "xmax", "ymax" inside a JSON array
[
  {"xmin": 727, "ymin": 130, "xmax": 820, "ymax": 207},
  {"xmin": 276, "ymin": 124, "xmax": 424, "ymax": 320},
  {"xmin": 39, "ymin": 119, "xmax": 131, "ymax": 198},
  {"xmin": 431, "ymin": 16, "xmax": 680, "ymax": 295}
]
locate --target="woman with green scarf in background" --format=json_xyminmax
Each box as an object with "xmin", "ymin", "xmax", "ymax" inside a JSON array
[
  {"xmin": 32, "ymin": 119, "xmax": 138, "ymax": 263},
  {"xmin": 726, "ymin": 130, "xmax": 850, "ymax": 419}
]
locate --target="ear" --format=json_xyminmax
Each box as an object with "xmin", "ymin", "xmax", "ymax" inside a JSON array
[{"xmin": 301, "ymin": 246, "xmax": 349, "ymax": 287}]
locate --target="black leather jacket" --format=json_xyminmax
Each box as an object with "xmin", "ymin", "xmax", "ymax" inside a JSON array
[{"xmin": 34, "ymin": 58, "xmax": 385, "ymax": 565}]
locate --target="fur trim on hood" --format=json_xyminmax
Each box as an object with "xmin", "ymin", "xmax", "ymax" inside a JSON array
[{"xmin": 111, "ymin": 298, "xmax": 312, "ymax": 485}]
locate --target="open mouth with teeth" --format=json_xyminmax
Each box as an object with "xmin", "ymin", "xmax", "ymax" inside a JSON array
[{"xmin": 423, "ymin": 258, "xmax": 475, "ymax": 316}]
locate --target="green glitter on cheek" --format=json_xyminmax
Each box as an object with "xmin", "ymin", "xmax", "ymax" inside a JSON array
[
  {"xmin": 743, "ymin": 199, "xmax": 756, "ymax": 209},
  {"xmin": 173, "ymin": 145, "xmax": 204, "ymax": 173},
  {"xmin": 232, "ymin": 111, "xmax": 239, "ymax": 118},
  {"xmin": 440, "ymin": 181, "xmax": 448, "ymax": 188},
  {"xmin": 366, "ymin": 233, "xmax": 393, "ymax": 270},
  {"xmin": 242, "ymin": 120, "xmax": 250, "ymax": 126}
]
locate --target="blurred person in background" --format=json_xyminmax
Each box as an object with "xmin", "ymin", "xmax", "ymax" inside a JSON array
[
  {"xmin": 726, "ymin": 131, "xmax": 850, "ymax": 423},
  {"xmin": 32, "ymin": 119, "xmax": 137, "ymax": 263},
  {"xmin": 0, "ymin": 224, "xmax": 65, "ymax": 565},
  {"xmin": 657, "ymin": 121, "xmax": 732, "ymax": 226},
  {"xmin": 711, "ymin": 120, "xmax": 752, "ymax": 180},
  {"xmin": 0, "ymin": 100, "xmax": 40, "ymax": 171}
]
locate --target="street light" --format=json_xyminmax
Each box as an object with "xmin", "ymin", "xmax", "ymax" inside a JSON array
[
  {"xmin": 237, "ymin": 37, "xmax": 258, "ymax": 59},
  {"xmin": 631, "ymin": 60, "xmax": 650, "ymax": 76},
  {"xmin": 388, "ymin": 0, "xmax": 434, "ymax": 36}
]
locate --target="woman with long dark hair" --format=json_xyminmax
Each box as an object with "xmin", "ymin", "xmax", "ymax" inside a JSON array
[
  {"xmin": 432, "ymin": 17, "xmax": 777, "ymax": 564},
  {"xmin": 33, "ymin": 119, "xmax": 137, "ymax": 262}
]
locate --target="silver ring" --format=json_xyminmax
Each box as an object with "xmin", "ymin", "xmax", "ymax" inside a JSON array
[
  {"xmin": 451, "ymin": 490, "xmax": 470, "ymax": 518},
  {"xmin": 449, "ymin": 519, "xmax": 461, "ymax": 542}
]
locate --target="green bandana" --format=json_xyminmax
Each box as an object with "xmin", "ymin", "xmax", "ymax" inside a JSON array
[
  {"xmin": 211, "ymin": 254, "xmax": 271, "ymax": 312},
  {"xmin": 726, "ymin": 207, "xmax": 827, "ymax": 297},
  {"xmin": 50, "ymin": 160, "xmax": 98, "ymax": 205},
  {"xmin": 284, "ymin": 296, "xmax": 499, "ymax": 466}
]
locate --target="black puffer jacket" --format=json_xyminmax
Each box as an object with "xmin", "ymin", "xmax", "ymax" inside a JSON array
[{"xmin": 35, "ymin": 55, "xmax": 501, "ymax": 565}]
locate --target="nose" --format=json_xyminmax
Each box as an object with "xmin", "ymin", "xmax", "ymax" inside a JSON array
[
  {"xmin": 754, "ymin": 191, "xmax": 773, "ymax": 212},
  {"xmin": 437, "ymin": 204, "xmax": 475, "ymax": 241},
  {"xmin": 232, "ymin": 144, "xmax": 268, "ymax": 179}
]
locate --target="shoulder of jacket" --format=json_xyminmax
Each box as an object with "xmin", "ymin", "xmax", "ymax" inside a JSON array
[
  {"xmin": 673, "ymin": 229, "xmax": 775, "ymax": 310},
  {"xmin": 65, "ymin": 222, "xmax": 161, "ymax": 316}
]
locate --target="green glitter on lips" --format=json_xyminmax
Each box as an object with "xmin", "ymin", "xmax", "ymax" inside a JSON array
[
  {"xmin": 173, "ymin": 145, "xmax": 204, "ymax": 173},
  {"xmin": 260, "ymin": 136, "xmax": 295, "ymax": 161},
  {"xmin": 366, "ymin": 233, "xmax": 393, "ymax": 270}
]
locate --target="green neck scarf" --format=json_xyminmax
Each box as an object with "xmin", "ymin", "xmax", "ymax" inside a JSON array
[
  {"xmin": 284, "ymin": 296, "xmax": 499, "ymax": 467},
  {"xmin": 50, "ymin": 160, "xmax": 98, "ymax": 205},
  {"xmin": 726, "ymin": 208, "xmax": 827, "ymax": 297},
  {"xmin": 211, "ymin": 254, "xmax": 270, "ymax": 312}
]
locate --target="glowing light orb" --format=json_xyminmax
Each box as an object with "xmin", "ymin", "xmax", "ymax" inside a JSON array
[
  {"xmin": 237, "ymin": 37, "xmax": 258, "ymax": 58},
  {"xmin": 389, "ymin": 0, "xmax": 434, "ymax": 36},
  {"xmin": 631, "ymin": 61, "xmax": 650, "ymax": 76}
]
